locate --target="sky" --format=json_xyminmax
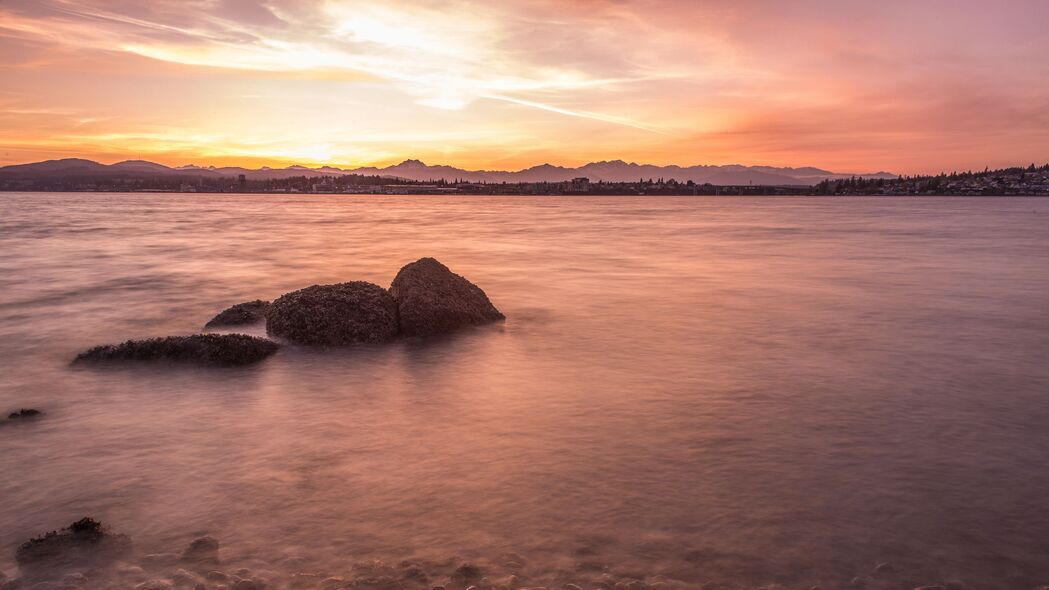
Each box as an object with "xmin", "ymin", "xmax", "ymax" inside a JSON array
[{"xmin": 1, "ymin": 0, "xmax": 1048, "ymax": 174}]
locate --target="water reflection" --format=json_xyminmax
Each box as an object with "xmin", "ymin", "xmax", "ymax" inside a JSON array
[{"xmin": 1, "ymin": 194, "xmax": 1048, "ymax": 589}]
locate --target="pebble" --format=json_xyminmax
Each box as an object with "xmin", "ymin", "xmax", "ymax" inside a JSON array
[
  {"xmin": 319, "ymin": 577, "xmax": 348, "ymax": 590},
  {"xmin": 173, "ymin": 569, "xmax": 201, "ymax": 585},
  {"xmin": 136, "ymin": 581, "xmax": 174, "ymax": 590},
  {"xmin": 60, "ymin": 574, "xmax": 86, "ymax": 586},
  {"xmin": 289, "ymin": 573, "xmax": 320, "ymax": 588},
  {"xmin": 143, "ymin": 553, "xmax": 180, "ymax": 567}
]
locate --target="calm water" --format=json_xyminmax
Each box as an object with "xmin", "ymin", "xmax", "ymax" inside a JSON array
[{"xmin": 1, "ymin": 193, "xmax": 1048, "ymax": 589}]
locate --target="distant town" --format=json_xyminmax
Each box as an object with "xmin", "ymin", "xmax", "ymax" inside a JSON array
[{"xmin": 1, "ymin": 159, "xmax": 1047, "ymax": 195}]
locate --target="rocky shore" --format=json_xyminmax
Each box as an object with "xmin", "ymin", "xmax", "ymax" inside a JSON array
[{"xmin": 2, "ymin": 519, "xmax": 1030, "ymax": 590}]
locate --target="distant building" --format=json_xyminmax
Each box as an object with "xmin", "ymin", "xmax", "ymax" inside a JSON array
[{"xmin": 566, "ymin": 177, "xmax": 590, "ymax": 193}]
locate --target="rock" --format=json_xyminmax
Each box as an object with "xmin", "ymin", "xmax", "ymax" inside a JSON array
[
  {"xmin": 135, "ymin": 581, "xmax": 173, "ymax": 590},
  {"xmin": 266, "ymin": 282, "xmax": 399, "ymax": 345},
  {"xmin": 319, "ymin": 578, "xmax": 348, "ymax": 590},
  {"xmin": 288, "ymin": 573, "xmax": 320, "ymax": 588},
  {"xmin": 59, "ymin": 574, "xmax": 86, "ymax": 586},
  {"xmin": 206, "ymin": 572, "xmax": 231, "ymax": 582},
  {"xmin": 205, "ymin": 301, "xmax": 271, "ymax": 329},
  {"xmin": 231, "ymin": 580, "xmax": 259, "ymax": 590},
  {"xmin": 7, "ymin": 409, "xmax": 42, "ymax": 420},
  {"xmin": 451, "ymin": 564, "xmax": 482, "ymax": 584},
  {"xmin": 172, "ymin": 569, "xmax": 201, "ymax": 587},
  {"xmin": 15, "ymin": 518, "xmax": 132, "ymax": 570},
  {"xmin": 180, "ymin": 536, "xmax": 219, "ymax": 565},
  {"xmin": 874, "ymin": 563, "xmax": 893, "ymax": 574},
  {"xmin": 119, "ymin": 565, "xmax": 148, "ymax": 578},
  {"xmin": 402, "ymin": 564, "xmax": 429, "ymax": 583},
  {"xmin": 389, "ymin": 258, "xmax": 504, "ymax": 337},
  {"xmin": 75, "ymin": 334, "xmax": 278, "ymax": 366}
]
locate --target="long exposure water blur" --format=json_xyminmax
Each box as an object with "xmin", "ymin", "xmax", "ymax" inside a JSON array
[{"xmin": 1, "ymin": 193, "xmax": 1048, "ymax": 589}]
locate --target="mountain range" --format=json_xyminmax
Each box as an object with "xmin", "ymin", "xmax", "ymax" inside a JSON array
[{"xmin": 0, "ymin": 158, "xmax": 896, "ymax": 186}]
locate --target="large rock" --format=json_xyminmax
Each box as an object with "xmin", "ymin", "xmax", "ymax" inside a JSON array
[
  {"xmin": 265, "ymin": 282, "xmax": 399, "ymax": 345},
  {"xmin": 15, "ymin": 518, "xmax": 132, "ymax": 570},
  {"xmin": 204, "ymin": 300, "xmax": 271, "ymax": 329},
  {"xmin": 75, "ymin": 334, "xmax": 279, "ymax": 366},
  {"xmin": 389, "ymin": 258, "xmax": 504, "ymax": 337}
]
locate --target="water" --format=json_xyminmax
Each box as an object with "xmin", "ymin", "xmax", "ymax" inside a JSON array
[{"xmin": 1, "ymin": 193, "xmax": 1047, "ymax": 589}]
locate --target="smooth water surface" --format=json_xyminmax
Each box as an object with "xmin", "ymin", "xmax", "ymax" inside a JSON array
[{"xmin": 1, "ymin": 194, "xmax": 1047, "ymax": 588}]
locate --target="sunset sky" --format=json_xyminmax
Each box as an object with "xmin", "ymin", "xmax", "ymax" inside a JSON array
[{"xmin": 2, "ymin": 0, "xmax": 1048, "ymax": 174}]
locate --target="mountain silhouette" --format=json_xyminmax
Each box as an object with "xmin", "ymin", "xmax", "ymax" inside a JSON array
[{"xmin": 0, "ymin": 158, "xmax": 896, "ymax": 186}]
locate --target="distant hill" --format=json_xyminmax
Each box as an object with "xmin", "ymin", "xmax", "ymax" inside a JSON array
[{"xmin": 0, "ymin": 158, "xmax": 896, "ymax": 186}]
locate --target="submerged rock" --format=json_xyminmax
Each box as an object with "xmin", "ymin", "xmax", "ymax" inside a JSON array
[
  {"xmin": 266, "ymin": 282, "xmax": 400, "ymax": 345},
  {"xmin": 15, "ymin": 518, "xmax": 131, "ymax": 570},
  {"xmin": 389, "ymin": 258, "xmax": 504, "ymax": 337},
  {"xmin": 74, "ymin": 334, "xmax": 278, "ymax": 367},
  {"xmin": 181, "ymin": 536, "xmax": 220, "ymax": 565},
  {"xmin": 7, "ymin": 408, "xmax": 42, "ymax": 420},
  {"xmin": 205, "ymin": 300, "xmax": 271, "ymax": 329},
  {"xmin": 451, "ymin": 563, "xmax": 482, "ymax": 584}
]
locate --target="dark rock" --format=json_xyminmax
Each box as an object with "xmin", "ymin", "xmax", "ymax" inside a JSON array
[
  {"xmin": 180, "ymin": 536, "xmax": 219, "ymax": 565},
  {"xmin": 205, "ymin": 300, "xmax": 271, "ymax": 329},
  {"xmin": 7, "ymin": 408, "xmax": 42, "ymax": 420},
  {"xmin": 266, "ymin": 282, "xmax": 399, "ymax": 345},
  {"xmin": 389, "ymin": 258, "xmax": 504, "ymax": 337},
  {"xmin": 401, "ymin": 563, "xmax": 428, "ymax": 583},
  {"xmin": 451, "ymin": 563, "xmax": 482, "ymax": 584},
  {"xmin": 15, "ymin": 518, "xmax": 131, "ymax": 570},
  {"xmin": 75, "ymin": 334, "xmax": 278, "ymax": 367}
]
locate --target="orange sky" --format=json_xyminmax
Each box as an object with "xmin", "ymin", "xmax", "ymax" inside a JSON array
[{"xmin": 1, "ymin": 0, "xmax": 1048, "ymax": 174}]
